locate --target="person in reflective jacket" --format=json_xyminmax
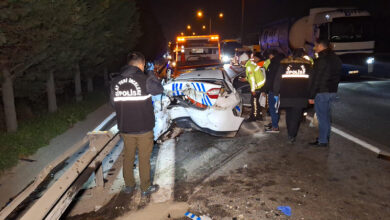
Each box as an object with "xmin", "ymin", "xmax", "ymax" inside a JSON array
[
  {"xmin": 110, "ymin": 52, "xmax": 163, "ymax": 197},
  {"xmin": 273, "ymin": 48, "xmax": 313, "ymax": 143},
  {"xmin": 240, "ymin": 52, "xmax": 266, "ymax": 122}
]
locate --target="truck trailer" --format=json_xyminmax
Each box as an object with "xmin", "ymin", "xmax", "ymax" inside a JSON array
[{"xmin": 259, "ymin": 8, "xmax": 375, "ymax": 77}]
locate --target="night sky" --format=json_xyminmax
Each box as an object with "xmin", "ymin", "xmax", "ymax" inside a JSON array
[{"xmin": 150, "ymin": 0, "xmax": 389, "ymax": 50}]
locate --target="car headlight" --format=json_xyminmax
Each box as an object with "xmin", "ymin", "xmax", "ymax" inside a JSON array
[
  {"xmin": 222, "ymin": 55, "xmax": 230, "ymax": 62},
  {"xmin": 366, "ymin": 57, "xmax": 375, "ymax": 64}
]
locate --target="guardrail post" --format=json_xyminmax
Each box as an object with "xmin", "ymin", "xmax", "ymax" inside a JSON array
[{"xmin": 95, "ymin": 164, "xmax": 104, "ymax": 188}]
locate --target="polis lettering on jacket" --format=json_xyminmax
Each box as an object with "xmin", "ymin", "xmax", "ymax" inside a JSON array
[
  {"xmin": 282, "ymin": 65, "xmax": 309, "ymax": 78},
  {"xmin": 115, "ymin": 78, "xmax": 142, "ymax": 96}
]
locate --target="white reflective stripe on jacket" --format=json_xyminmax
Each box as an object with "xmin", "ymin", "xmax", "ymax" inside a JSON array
[
  {"xmin": 114, "ymin": 95, "xmax": 152, "ymax": 102},
  {"xmin": 250, "ymin": 76, "xmax": 256, "ymax": 92},
  {"xmin": 256, "ymin": 78, "xmax": 266, "ymax": 87}
]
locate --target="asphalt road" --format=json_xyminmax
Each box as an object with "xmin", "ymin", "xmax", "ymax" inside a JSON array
[
  {"xmin": 332, "ymin": 77, "xmax": 390, "ymax": 149},
  {"xmin": 225, "ymin": 63, "xmax": 390, "ymax": 150}
]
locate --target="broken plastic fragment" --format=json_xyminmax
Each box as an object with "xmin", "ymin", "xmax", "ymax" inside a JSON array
[{"xmin": 277, "ymin": 206, "xmax": 292, "ymax": 216}]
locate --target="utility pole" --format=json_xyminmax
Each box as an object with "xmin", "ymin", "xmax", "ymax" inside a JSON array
[
  {"xmin": 241, "ymin": 0, "xmax": 245, "ymax": 43},
  {"xmin": 209, "ymin": 18, "xmax": 212, "ymax": 34}
]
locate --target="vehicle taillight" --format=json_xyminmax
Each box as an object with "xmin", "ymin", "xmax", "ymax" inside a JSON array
[{"xmin": 207, "ymin": 88, "xmax": 220, "ymax": 99}]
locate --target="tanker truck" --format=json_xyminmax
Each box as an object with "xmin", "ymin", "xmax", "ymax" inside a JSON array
[{"xmin": 259, "ymin": 8, "xmax": 375, "ymax": 77}]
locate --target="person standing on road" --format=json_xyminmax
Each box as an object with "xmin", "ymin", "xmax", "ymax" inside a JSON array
[
  {"xmin": 264, "ymin": 49, "xmax": 285, "ymax": 133},
  {"xmin": 110, "ymin": 52, "xmax": 163, "ymax": 196},
  {"xmin": 240, "ymin": 52, "xmax": 266, "ymax": 122},
  {"xmin": 273, "ymin": 48, "xmax": 313, "ymax": 143},
  {"xmin": 308, "ymin": 39, "xmax": 342, "ymax": 147}
]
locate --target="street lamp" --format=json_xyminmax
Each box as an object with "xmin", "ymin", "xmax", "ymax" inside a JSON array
[
  {"xmin": 195, "ymin": 10, "xmax": 224, "ymax": 34},
  {"xmin": 187, "ymin": 25, "xmax": 191, "ymax": 30},
  {"xmin": 197, "ymin": 10, "xmax": 203, "ymax": 18},
  {"xmin": 192, "ymin": 32, "xmax": 196, "ymax": 35},
  {"xmin": 181, "ymin": 32, "xmax": 184, "ymax": 36}
]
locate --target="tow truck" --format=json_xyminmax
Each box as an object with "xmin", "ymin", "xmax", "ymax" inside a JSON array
[{"xmin": 166, "ymin": 35, "xmax": 222, "ymax": 79}]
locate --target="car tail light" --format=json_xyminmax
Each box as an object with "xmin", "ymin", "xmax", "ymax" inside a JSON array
[{"xmin": 207, "ymin": 88, "xmax": 220, "ymax": 99}]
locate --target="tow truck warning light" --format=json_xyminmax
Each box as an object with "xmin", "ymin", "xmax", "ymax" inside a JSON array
[{"xmin": 177, "ymin": 35, "xmax": 220, "ymax": 42}]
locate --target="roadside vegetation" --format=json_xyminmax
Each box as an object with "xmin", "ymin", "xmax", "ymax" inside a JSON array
[{"xmin": 0, "ymin": 91, "xmax": 106, "ymax": 172}]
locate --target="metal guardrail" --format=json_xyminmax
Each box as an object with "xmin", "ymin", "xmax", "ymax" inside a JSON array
[{"xmin": 0, "ymin": 113, "xmax": 119, "ymax": 220}]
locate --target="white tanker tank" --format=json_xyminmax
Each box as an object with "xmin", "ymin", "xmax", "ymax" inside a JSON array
[{"xmin": 260, "ymin": 8, "xmax": 375, "ymax": 76}]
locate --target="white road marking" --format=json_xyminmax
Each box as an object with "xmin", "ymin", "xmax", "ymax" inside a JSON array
[
  {"xmin": 331, "ymin": 127, "xmax": 381, "ymax": 154},
  {"xmin": 307, "ymin": 116, "xmax": 388, "ymax": 156},
  {"xmin": 151, "ymin": 139, "xmax": 176, "ymax": 203}
]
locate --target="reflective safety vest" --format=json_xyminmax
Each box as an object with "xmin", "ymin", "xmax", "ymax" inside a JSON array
[
  {"xmin": 263, "ymin": 58, "xmax": 271, "ymax": 70},
  {"xmin": 245, "ymin": 60, "xmax": 266, "ymax": 92}
]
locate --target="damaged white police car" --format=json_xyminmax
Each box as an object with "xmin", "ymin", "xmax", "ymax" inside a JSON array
[{"xmin": 153, "ymin": 68, "xmax": 244, "ymax": 140}]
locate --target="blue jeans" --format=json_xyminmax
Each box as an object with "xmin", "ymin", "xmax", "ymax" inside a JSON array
[
  {"xmin": 268, "ymin": 92, "xmax": 279, "ymax": 128},
  {"xmin": 315, "ymin": 93, "xmax": 337, "ymax": 144}
]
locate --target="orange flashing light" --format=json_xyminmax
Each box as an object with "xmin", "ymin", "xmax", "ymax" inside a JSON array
[
  {"xmin": 177, "ymin": 37, "xmax": 186, "ymax": 42},
  {"xmin": 176, "ymin": 35, "xmax": 219, "ymax": 42}
]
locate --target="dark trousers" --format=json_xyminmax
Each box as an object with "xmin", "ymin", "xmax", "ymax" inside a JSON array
[
  {"xmin": 285, "ymin": 107, "xmax": 303, "ymax": 138},
  {"xmin": 121, "ymin": 131, "xmax": 154, "ymax": 191},
  {"xmin": 250, "ymin": 91, "xmax": 261, "ymax": 119}
]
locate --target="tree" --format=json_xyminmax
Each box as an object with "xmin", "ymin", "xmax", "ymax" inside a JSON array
[
  {"xmin": 80, "ymin": 0, "xmax": 141, "ymax": 90},
  {"xmin": 0, "ymin": 0, "xmax": 142, "ymax": 131},
  {"xmin": 135, "ymin": 0, "xmax": 166, "ymax": 60},
  {"xmin": 0, "ymin": 0, "xmax": 49, "ymax": 131}
]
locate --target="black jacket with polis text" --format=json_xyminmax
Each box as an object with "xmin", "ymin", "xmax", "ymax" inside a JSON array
[
  {"xmin": 273, "ymin": 57, "xmax": 313, "ymax": 108},
  {"xmin": 309, "ymin": 49, "xmax": 342, "ymax": 98},
  {"xmin": 110, "ymin": 65, "xmax": 163, "ymax": 134}
]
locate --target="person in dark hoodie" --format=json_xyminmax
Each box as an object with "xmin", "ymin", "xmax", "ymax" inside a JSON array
[
  {"xmin": 308, "ymin": 39, "xmax": 342, "ymax": 147},
  {"xmin": 110, "ymin": 51, "xmax": 163, "ymax": 196},
  {"xmin": 264, "ymin": 49, "xmax": 285, "ymax": 133},
  {"xmin": 273, "ymin": 48, "xmax": 313, "ymax": 143}
]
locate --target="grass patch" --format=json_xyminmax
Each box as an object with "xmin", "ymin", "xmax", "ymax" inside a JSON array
[{"xmin": 0, "ymin": 91, "xmax": 107, "ymax": 172}]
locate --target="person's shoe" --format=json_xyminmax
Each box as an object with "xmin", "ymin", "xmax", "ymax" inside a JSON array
[
  {"xmin": 141, "ymin": 184, "xmax": 160, "ymax": 197},
  {"xmin": 309, "ymin": 140, "xmax": 328, "ymax": 147},
  {"xmin": 122, "ymin": 186, "xmax": 135, "ymax": 195},
  {"xmin": 264, "ymin": 123, "xmax": 272, "ymax": 129},
  {"xmin": 288, "ymin": 136, "xmax": 296, "ymax": 144},
  {"xmin": 245, "ymin": 117, "xmax": 257, "ymax": 122},
  {"xmin": 265, "ymin": 127, "xmax": 280, "ymax": 133}
]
